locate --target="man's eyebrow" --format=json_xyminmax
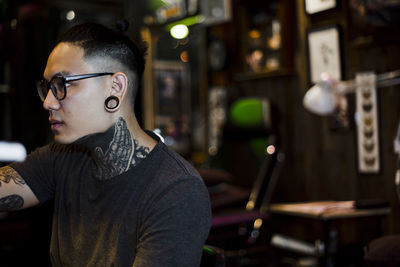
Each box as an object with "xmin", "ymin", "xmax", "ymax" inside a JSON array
[{"xmin": 44, "ymin": 71, "xmax": 72, "ymax": 81}]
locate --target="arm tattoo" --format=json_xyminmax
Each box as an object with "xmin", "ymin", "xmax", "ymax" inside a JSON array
[
  {"xmin": 0, "ymin": 167, "xmax": 26, "ymax": 210},
  {"xmin": 0, "ymin": 194, "xmax": 24, "ymax": 210},
  {"xmin": 94, "ymin": 118, "xmax": 150, "ymax": 180},
  {"xmin": 0, "ymin": 166, "xmax": 26, "ymax": 187}
]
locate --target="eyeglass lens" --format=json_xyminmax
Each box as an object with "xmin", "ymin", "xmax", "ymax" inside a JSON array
[
  {"xmin": 51, "ymin": 77, "xmax": 66, "ymax": 100},
  {"xmin": 37, "ymin": 77, "xmax": 66, "ymax": 101}
]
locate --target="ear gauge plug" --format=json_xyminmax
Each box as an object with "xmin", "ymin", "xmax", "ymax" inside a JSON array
[{"xmin": 104, "ymin": 96, "xmax": 120, "ymax": 112}]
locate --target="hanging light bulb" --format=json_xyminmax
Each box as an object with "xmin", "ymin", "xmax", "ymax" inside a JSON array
[{"xmin": 170, "ymin": 24, "xmax": 189, "ymax": 39}]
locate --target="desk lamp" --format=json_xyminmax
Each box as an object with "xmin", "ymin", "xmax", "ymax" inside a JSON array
[
  {"xmin": 303, "ymin": 70, "xmax": 400, "ymax": 116},
  {"xmin": 303, "ymin": 69, "xmax": 400, "ymax": 174}
]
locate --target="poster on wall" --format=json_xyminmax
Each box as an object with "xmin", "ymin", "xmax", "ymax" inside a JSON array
[
  {"xmin": 307, "ymin": 26, "xmax": 342, "ymax": 84},
  {"xmin": 355, "ymin": 72, "xmax": 380, "ymax": 174}
]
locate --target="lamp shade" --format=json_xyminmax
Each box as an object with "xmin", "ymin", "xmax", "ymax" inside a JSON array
[{"xmin": 303, "ymin": 80, "xmax": 336, "ymax": 116}]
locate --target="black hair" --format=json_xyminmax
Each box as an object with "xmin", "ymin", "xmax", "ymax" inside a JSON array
[{"xmin": 56, "ymin": 21, "xmax": 146, "ymax": 110}]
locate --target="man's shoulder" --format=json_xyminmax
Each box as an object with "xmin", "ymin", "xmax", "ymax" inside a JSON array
[
  {"xmin": 134, "ymin": 142, "xmax": 206, "ymax": 199},
  {"xmin": 152, "ymin": 142, "xmax": 200, "ymax": 179}
]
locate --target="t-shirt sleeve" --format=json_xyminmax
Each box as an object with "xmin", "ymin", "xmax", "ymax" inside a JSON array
[
  {"xmin": 133, "ymin": 176, "xmax": 212, "ymax": 267},
  {"xmin": 10, "ymin": 144, "xmax": 57, "ymax": 203}
]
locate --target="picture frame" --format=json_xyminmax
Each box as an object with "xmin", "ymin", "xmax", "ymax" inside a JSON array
[
  {"xmin": 355, "ymin": 72, "xmax": 380, "ymax": 174},
  {"xmin": 307, "ymin": 25, "xmax": 342, "ymax": 84},
  {"xmin": 200, "ymin": 0, "xmax": 232, "ymax": 25},
  {"xmin": 305, "ymin": 0, "xmax": 337, "ymax": 15},
  {"xmin": 153, "ymin": 61, "xmax": 191, "ymax": 154}
]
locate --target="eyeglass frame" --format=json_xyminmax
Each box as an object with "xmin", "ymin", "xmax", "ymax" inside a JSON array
[{"xmin": 36, "ymin": 72, "xmax": 114, "ymax": 102}]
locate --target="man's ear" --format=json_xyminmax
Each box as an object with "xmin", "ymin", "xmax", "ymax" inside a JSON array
[{"xmin": 109, "ymin": 72, "xmax": 128, "ymax": 101}]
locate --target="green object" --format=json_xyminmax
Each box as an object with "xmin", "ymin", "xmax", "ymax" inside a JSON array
[
  {"xmin": 229, "ymin": 98, "xmax": 264, "ymax": 127},
  {"xmin": 165, "ymin": 15, "xmax": 204, "ymax": 30},
  {"xmin": 147, "ymin": 0, "xmax": 166, "ymax": 11},
  {"xmin": 203, "ymin": 245, "xmax": 216, "ymax": 255}
]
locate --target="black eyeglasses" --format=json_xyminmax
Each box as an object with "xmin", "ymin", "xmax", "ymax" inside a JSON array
[{"xmin": 36, "ymin": 72, "xmax": 114, "ymax": 101}]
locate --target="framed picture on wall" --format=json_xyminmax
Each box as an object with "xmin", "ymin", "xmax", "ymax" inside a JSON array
[
  {"xmin": 305, "ymin": 0, "xmax": 337, "ymax": 15},
  {"xmin": 355, "ymin": 72, "xmax": 380, "ymax": 174},
  {"xmin": 201, "ymin": 0, "xmax": 232, "ymax": 25},
  {"xmin": 153, "ymin": 61, "xmax": 191, "ymax": 154},
  {"xmin": 307, "ymin": 25, "xmax": 342, "ymax": 84}
]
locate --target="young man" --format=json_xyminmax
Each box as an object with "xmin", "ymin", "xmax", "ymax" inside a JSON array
[{"xmin": 0, "ymin": 23, "xmax": 211, "ymax": 266}]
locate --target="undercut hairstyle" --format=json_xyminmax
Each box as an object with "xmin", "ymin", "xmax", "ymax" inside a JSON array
[{"xmin": 56, "ymin": 22, "xmax": 146, "ymax": 112}]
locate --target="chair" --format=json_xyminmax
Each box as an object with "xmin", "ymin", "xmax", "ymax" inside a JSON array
[
  {"xmin": 364, "ymin": 234, "xmax": 400, "ymax": 267},
  {"xmin": 201, "ymin": 97, "xmax": 285, "ymax": 254}
]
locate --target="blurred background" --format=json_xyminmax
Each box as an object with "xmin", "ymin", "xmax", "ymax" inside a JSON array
[{"xmin": 1, "ymin": 0, "xmax": 400, "ymax": 266}]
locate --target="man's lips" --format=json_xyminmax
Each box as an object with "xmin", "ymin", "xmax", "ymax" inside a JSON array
[{"xmin": 49, "ymin": 119, "xmax": 64, "ymax": 130}]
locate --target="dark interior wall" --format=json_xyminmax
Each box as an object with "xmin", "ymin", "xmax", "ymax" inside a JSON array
[
  {"xmin": 1, "ymin": 1, "xmax": 400, "ymax": 263},
  {"xmin": 289, "ymin": 0, "xmax": 400, "ymax": 235},
  {"xmin": 206, "ymin": 0, "xmax": 400, "ymax": 235},
  {"xmin": 0, "ymin": 0, "xmax": 55, "ymax": 149}
]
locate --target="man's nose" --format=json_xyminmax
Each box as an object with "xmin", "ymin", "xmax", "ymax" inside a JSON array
[{"xmin": 43, "ymin": 90, "xmax": 61, "ymax": 111}]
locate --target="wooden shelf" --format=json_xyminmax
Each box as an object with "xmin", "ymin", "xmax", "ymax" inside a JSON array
[
  {"xmin": 233, "ymin": 0, "xmax": 295, "ymax": 78},
  {"xmin": 234, "ymin": 68, "xmax": 295, "ymax": 82}
]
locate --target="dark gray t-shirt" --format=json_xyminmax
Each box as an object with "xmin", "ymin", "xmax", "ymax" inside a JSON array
[{"xmin": 11, "ymin": 135, "xmax": 211, "ymax": 267}]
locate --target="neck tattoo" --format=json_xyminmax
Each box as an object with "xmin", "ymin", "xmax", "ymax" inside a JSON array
[{"xmin": 93, "ymin": 118, "xmax": 150, "ymax": 180}]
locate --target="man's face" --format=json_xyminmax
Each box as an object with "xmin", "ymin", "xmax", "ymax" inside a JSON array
[{"xmin": 42, "ymin": 43, "xmax": 113, "ymax": 144}]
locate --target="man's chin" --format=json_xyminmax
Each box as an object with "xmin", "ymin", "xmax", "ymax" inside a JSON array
[{"xmin": 53, "ymin": 134, "xmax": 78, "ymax": 144}]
